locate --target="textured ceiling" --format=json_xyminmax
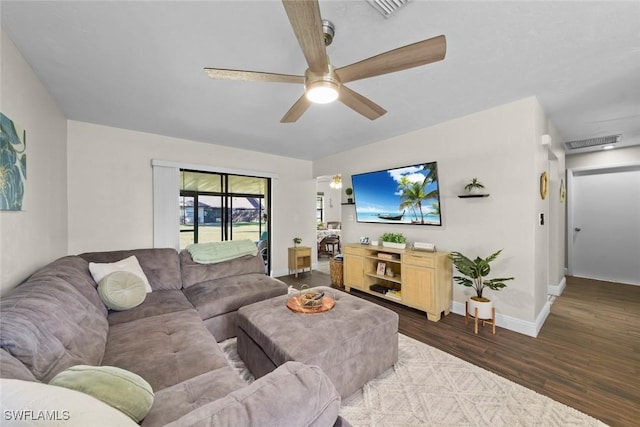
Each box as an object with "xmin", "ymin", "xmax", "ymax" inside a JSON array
[{"xmin": 2, "ymin": 1, "xmax": 639, "ymax": 160}]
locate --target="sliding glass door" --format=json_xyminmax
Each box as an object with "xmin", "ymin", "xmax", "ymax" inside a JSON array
[{"xmin": 179, "ymin": 170, "xmax": 270, "ymax": 269}]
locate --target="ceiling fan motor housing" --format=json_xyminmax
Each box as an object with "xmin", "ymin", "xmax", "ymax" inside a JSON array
[{"xmin": 322, "ymin": 19, "xmax": 335, "ymax": 46}]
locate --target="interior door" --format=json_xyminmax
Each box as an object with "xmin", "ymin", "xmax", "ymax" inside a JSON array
[{"xmin": 570, "ymin": 166, "xmax": 640, "ymax": 285}]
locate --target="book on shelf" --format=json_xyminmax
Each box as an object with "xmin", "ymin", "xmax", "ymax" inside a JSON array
[
  {"xmin": 369, "ymin": 284, "xmax": 389, "ymax": 294},
  {"xmin": 377, "ymin": 252, "xmax": 400, "ymax": 260},
  {"xmin": 386, "ymin": 289, "xmax": 401, "ymax": 301}
]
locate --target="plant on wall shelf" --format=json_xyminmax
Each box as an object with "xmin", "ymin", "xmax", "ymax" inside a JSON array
[
  {"xmin": 464, "ymin": 178, "xmax": 485, "ymax": 194},
  {"xmin": 345, "ymin": 187, "xmax": 354, "ymax": 203}
]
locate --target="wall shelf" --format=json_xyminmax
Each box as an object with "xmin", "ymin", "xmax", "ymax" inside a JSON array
[
  {"xmin": 458, "ymin": 194, "xmax": 490, "ymax": 198},
  {"xmin": 341, "ymin": 202, "xmax": 355, "ymax": 205}
]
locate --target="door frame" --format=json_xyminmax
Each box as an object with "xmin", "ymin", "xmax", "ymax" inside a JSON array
[{"xmin": 566, "ymin": 162, "xmax": 640, "ymax": 277}]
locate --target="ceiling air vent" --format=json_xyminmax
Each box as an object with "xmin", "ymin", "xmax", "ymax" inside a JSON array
[
  {"xmin": 565, "ymin": 134, "xmax": 621, "ymax": 150},
  {"xmin": 366, "ymin": 0, "xmax": 412, "ymax": 18}
]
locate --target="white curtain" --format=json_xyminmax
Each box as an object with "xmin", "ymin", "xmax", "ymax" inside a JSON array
[{"xmin": 151, "ymin": 162, "xmax": 179, "ymax": 249}]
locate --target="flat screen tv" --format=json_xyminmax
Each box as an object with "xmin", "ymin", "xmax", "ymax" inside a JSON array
[{"xmin": 351, "ymin": 162, "xmax": 441, "ymax": 226}]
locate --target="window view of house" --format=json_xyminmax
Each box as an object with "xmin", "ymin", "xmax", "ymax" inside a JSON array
[{"xmin": 179, "ymin": 170, "xmax": 270, "ymax": 253}]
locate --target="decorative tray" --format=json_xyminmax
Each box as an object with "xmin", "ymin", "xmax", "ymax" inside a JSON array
[{"xmin": 287, "ymin": 292, "xmax": 335, "ymax": 314}]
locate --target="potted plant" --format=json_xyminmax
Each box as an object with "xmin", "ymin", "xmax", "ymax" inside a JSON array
[
  {"xmin": 293, "ymin": 237, "xmax": 302, "ymax": 247},
  {"xmin": 345, "ymin": 187, "xmax": 354, "ymax": 203},
  {"xmin": 464, "ymin": 178, "xmax": 485, "ymax": 195},
  {"xmin": 380, "ymin": 232, "xmax": 407, "ymax": 249},
  {"xmin": 450, "ymin": 249, "xmax": 514, "ymax": 319}
]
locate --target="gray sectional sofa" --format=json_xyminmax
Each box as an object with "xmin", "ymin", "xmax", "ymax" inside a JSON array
[{"xmin": 0, "ymin": 248, "xmax": 344, "ymax": 426}]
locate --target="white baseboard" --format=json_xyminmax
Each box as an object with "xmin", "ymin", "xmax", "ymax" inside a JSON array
[
  {"xmin": 272, "ymin": 267, "xmax": 289, "ymax": 278},
  {"xmin": 548, "ymin": 276, "xmax": 567, "ymax": 296},
  {"xmin": 451, "ymin": 301, "xmax": 550, "ymax": 338}
]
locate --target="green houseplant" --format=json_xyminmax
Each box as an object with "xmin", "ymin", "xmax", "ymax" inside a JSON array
[
  {"xmin": 293, "ymin": 237, "xmax": 302, "ymax": 247},
  {"xmin": 450, "ymin": 249, "xmax": 514, "ymax": 318},
  {"xmin": 345, "ymin": 187, "xmax": 354, "ymax": 203},
  {"xmin": 380, "ymin": 232, "xmax": 407, "ymax": 249},
  {"xmin": 464, "ymin": 178, "xmax": 485, "ymax": 194}
]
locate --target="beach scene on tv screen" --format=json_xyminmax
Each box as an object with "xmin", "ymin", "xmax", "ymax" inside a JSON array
[{"xmin": 352, "ymin": 163, "xmax": 441, "ymax": 225}]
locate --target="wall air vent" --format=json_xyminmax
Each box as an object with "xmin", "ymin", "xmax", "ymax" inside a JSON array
[
  {"xmin": 565, "ymin": 134, "xmax": 621, "ymax": 150},
  {"xmin": 366, "ymin": 0, "xmax": 412, "ymax": 18}
]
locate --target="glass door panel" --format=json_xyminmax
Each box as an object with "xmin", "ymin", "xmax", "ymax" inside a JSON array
[
  {"xmin": 198, "ymin": 195, "xmax": 223, "ymax": 243},
  {"xmin": 179, "ymin": 195, "xmax": 195, "ymax": 249},
  {"xmin": 229, "ymin": 196, "xmax": 264, "ymax": 242}
]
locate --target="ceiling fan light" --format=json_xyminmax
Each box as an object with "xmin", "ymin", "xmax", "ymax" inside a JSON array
[
  {"xmin": 306, "ymin": 80, "xmax": 339, "ymax": 104},
  {"xmin": 329, "ymin": 175, "xmax": 342, "ymax": 189}
]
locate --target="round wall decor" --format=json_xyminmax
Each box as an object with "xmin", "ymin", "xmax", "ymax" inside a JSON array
[{"xmin": 540, "ymin": 172, "xmax": 548, "ymax": 200}]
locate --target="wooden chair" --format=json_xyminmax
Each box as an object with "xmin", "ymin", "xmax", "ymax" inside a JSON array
[{"xmin": 318, "ymin": 235, "xmax": 340, "ymax": 258}]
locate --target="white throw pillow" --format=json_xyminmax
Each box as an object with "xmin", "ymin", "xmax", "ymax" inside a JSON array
[
  {"xmin": 89, "ymin": 255, "xmax": 152, "ymax": 293},
  {"xmin": 0, "ymin": 378, "xmax": 139, "ymax": 426}
]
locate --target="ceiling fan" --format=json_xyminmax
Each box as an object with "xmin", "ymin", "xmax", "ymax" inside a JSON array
[{"xmin": 204, "ymin": 0, "xmax": 446, "ymax": 123}]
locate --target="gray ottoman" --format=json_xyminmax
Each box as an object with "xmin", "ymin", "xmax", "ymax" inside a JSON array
[{"xmin": 237, "ymin": 286, "xmax": 398, "ymax": 398}]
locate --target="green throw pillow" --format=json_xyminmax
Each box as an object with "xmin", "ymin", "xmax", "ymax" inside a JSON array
[
  {"xmin": 98, "ymin": 271, "xmax": 146, "ymax": 311},
  {"xmin": 49, "ymin": 365, "xmax": 154, "ymax": 423}
]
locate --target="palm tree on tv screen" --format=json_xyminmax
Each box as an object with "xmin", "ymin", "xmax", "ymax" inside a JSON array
[{"xmin": 397, "ymin": 165, "xmax": 438, "ymax": 224}]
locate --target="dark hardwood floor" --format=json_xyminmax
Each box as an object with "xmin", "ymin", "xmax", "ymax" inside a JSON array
[{"xmin": 277, "ymin": 272, "xmax": 640, "ymax": 427}]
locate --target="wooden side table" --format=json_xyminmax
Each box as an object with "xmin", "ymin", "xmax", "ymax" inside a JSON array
[{"xmin": 288, "ymin": 246, "xmax": 311, "ymax": 277}]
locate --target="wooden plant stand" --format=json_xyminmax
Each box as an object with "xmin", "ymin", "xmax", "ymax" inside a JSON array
[{"xmin": 465, "ymin": 301, "xmax": 496, "ymax": 334}]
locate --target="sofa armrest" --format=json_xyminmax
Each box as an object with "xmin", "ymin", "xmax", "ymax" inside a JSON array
[{"xmin": 165, "ymin": 362, "xmax": 340, "ymax": 427}]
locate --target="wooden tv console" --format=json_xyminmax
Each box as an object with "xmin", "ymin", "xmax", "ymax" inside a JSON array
[{"xmin": 343, "ymin": 243, "xmax": 452, "ymax": 322}]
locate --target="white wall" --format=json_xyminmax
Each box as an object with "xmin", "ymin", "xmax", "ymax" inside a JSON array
[
  {"xmin": 566, "ymin": 145, "xmax": 640, "ymax": 170},
  {"xmin": 316, "ymin": 177, "xmax": 342, "ymax": 224},
  {"xmin": 0, "ymin": 31, "xmax": 68, "ymax": 295},
  {"xmin": 314, "ymin": 97, "xmax": 564, "ymax": 335},
  {"xmin": 531, "ymin": 104, "xmax": 566, "ymax": 319},
  {"xmin": 66, "ymin": 121, "xmax": 314, "ymax": 276},
  {"xmin": 565, "ymin": 145, "xmax": 640, "ymax": 285},
  {"xmin": 546, "ymin": 122, "xmax": 567, "ymax": 296}
]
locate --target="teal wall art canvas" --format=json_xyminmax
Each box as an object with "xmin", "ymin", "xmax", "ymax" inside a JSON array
[{"xmin": 0, "ymin": 113, "xmax": 27, "ymax": 211}]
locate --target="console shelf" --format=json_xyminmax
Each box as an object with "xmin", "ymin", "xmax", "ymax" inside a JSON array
[{"xmin": 343, "ymin": 244, "xmax": 452, "ymax": 322}]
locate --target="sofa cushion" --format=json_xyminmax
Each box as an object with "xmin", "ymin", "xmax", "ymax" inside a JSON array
[
  {"xmin": 164, "ymin": 362, "xmax": 340, "ymax": 427},
  {"xmin": 180, "ymin": 250, "xmax": 265, "ymax": 289},
  {"xmin": 80, "ymin": 248, "xmax": 182, "ymax": 291},
  {"xmin": 183, "ymin": 274, "xmax": 288, "ymax": 320},
  {"xmin": 1, "ymin": 378, "xmax": 139, "ymax": 426},
  {"xmin": 107, "ymin": 290, "xmax": 194, "ymax": 326},
  {"xmin": 142, "ymin": 367, "xmax": 246, "ymax": 427},
  {"xmin": 50, "ymin": 365, "xmax": 154, "ymax": 423},
  {"xmin": 0, "ymin": 349, "xmax": 38, "ymax": 381},
  {"xmin": 98, "ymin": 271, "xmax": 147, "ymax": 311},
  {"xmin": 0, "ymin": 277, "xmax": 109, "ymax": 382},
  {"xmin": 102, "ymin": 309, "xmax": 229, "ymax": 391},
  {"xmin": 90, "ymin": 255, "xmax": 153, "ymax": 293},
  {"xmin": 29, "ymin": 255, "xmax": 107, "ymax": 317}
]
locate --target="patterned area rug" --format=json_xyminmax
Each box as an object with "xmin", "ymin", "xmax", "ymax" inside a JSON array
[{"xmin": 220, "ymin": 334, "xmax": 605, "ymax": 427}]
